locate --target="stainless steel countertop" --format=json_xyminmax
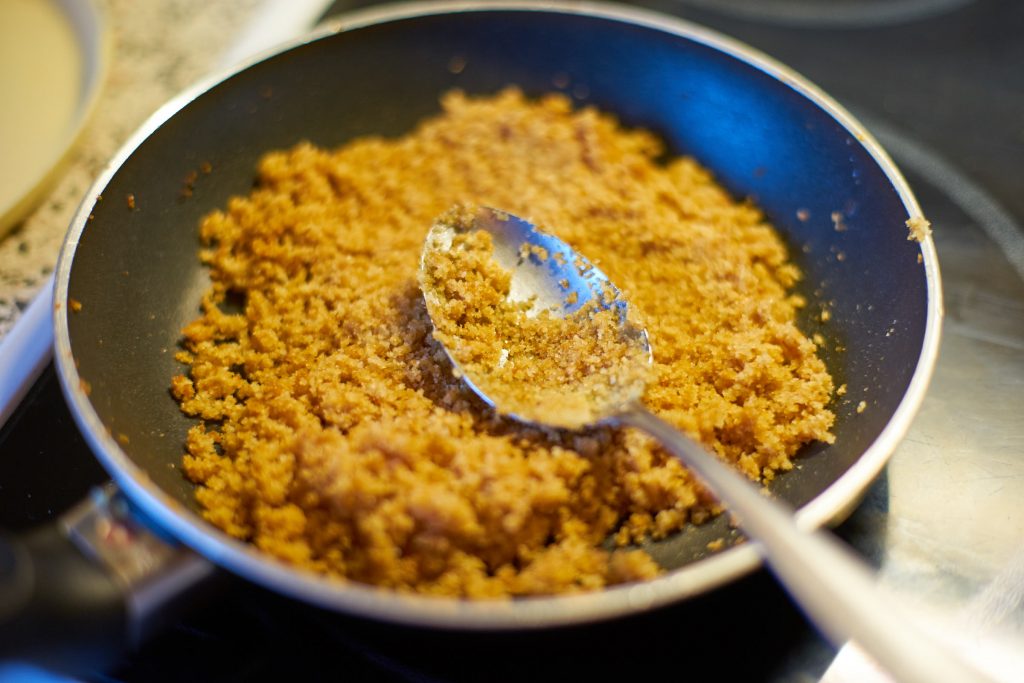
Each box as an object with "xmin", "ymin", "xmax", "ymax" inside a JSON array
[{"xmin": 801, "ymin": 118, "xmax": 1024, "ymax": 681}]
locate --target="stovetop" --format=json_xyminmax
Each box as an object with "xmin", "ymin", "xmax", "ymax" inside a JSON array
[{"xmin": 1, "ymin": 1, "xmax": 1022, "ymax": 680}]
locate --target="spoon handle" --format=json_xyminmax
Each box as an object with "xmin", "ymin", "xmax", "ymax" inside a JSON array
[{"xmin": 619, "ymin": 406, "xmax": 996, "ymax": 683}]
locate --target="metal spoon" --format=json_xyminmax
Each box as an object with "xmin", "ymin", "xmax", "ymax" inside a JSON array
[{"xmin": 420, "ymin": 206, "xmax": 996, "ymax": 683}]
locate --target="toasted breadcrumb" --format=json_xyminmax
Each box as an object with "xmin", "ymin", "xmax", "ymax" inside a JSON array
[
  {"xmin": 172, "ymin": 89, "xmax": 834, "ymax": 597},
  {"xmin": 906, "ymin": 215, "xmax": 932, "ymax": 242},
  {"xmin": 831, "ymin": 211, "xmax": 846, "ymax": 232}
]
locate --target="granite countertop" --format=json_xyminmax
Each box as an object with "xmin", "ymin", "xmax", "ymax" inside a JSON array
[{"xmin": 0, "ymin": 0, "xmax": 262, "ymax": 339}]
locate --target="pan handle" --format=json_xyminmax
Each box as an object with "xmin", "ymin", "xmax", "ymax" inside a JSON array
[{"xmin": 0, "ymin": 485, "xmax": 216, "ymax": 674}]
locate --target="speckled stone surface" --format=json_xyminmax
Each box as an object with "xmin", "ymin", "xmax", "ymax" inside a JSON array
[{"xmin": 0, "ymin": 0, "xmax": 262, "ymax": 338}]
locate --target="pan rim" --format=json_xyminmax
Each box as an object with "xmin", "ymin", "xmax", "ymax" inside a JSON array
[{"xmin": 52, "ymin": 0, "xmax": 942, "ymax": 629}]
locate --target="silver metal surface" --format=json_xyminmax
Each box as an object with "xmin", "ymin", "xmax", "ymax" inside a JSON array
[
  {"xmin": 62, "ymin": 486, "xmax": 215, "ymax": 645},
  {"xmin": 871, "ymin": 147, "xmax": 1024, "ymax": 621},
  {"xmin": 785, "ymin": 124, "xmax": 1024, "ymax": 681},
  {"xmin": 868, "ymin": 124, "xmax": 1024, "ymax": 604}
]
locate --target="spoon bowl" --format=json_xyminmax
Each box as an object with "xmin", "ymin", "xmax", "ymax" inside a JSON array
[{"xmin": 420, "ymin": 206, "xmax": 651, "ymax": 429}]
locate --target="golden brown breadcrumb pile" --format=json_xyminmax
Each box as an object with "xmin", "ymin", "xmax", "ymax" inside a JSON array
[{"xmin": 172, "ymin": 89, "xmax": 834, "ymax": 597}]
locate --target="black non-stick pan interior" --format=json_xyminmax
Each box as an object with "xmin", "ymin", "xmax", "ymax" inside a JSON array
[{"xmin": 63, "ymin": 8, "xmax": 928, "ymax": 574}]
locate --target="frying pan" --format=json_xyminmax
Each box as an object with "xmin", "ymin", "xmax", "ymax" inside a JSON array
[{"xmin": 0, "ymin": 1, "xmax": 940, "ymax": 673}]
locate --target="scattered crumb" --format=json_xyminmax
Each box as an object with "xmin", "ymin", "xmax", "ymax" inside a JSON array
[
  {"xmin": 79, "ymin": 378, "xmax": 91, "ymax": 396},
  {"xmin": 180, "ymin": 170, "xmax": 199, "ymax": 199},
  {"xmin": 831, "ymin": 211, "xmax": 846, "ymax": 232},
  {"xmin": 126, "ymin": 193, "xmax": 136, "ymax": 210},
  {"xmin": 906, "ymin": 215, "xmax": 932, "ymax": 242},
  {"xmin": 69, "ymin": 298, "xmax": 82, "ymax": 313},
  {"xmin": 519, "ymin": 242, "xmax": 549, "ymax": 262},
  {"xmin": 706, "ymin": 539, "xmax": 725, "ymax": 552},
  {"xmin": 856, "ymin": 400, "xmax": 867, "ymax": 414},
  {"xmin": 837, "ymin": 384, "xmax": 847, "ymax": 396},
  {"xmin": 181, "ymin": 163, "xmax": 213, "ymax": 199},
  {"xmin": 117, "ymin": 433, "xmax": 131, "ymax": 446},
  {"xmin": 796, "ymin": 208, "xmax": 810, "ymax": 222}
]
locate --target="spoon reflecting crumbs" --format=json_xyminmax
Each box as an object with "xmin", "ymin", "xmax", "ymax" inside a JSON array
[{"xmin": 419, "ymin": 204, "xmax": 652, "ymax": 429}]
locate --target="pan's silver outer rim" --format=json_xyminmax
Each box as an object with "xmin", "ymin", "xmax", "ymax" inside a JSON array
[{"xmin": 52, "ymin": 0, "xmax": 942, "ymax": 629}]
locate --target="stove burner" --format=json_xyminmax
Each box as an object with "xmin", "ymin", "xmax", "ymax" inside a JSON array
[{"xmin": 674, "ymin": 0, "xmax": 975, "ymax": 27}]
